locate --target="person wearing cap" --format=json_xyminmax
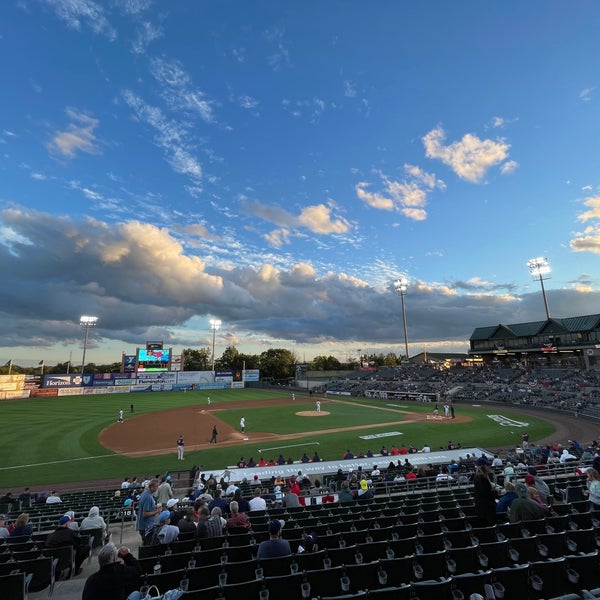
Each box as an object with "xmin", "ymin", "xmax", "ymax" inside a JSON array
[
  {"xmin": 257, "ymin": 519, "xmax": 291, "ymax": 559},
  {"xmin": 525, "ymin": 468, "xmax": 550, "ymax": 505},
  {"xmin": 508, "ymin": 482, "xmax": 545, "ymax": 523},
  {"xmin": 166, "ymin": 498, "xmax": 185, "ymax": 526},
  {"xmin": 82, "ymin": 542, "xmax": 141, "ymax": 600},
  {"xmin": 0, "ymin": 514, "xmax": 9, "ymax": 539},
  {"xmin": 357, "ymin": 478, "xmax": 374, "ymax": 500},
  {"xmin": 157, "ymin": 510, "xmax": 179, "ymax": 544},
  {"xmin": 45, "ymin": 514, "xmax": 88, "ymax": 575},
  {"xmin": 298, "ymin": 532, "xmax": 318, "ymax": 553}
]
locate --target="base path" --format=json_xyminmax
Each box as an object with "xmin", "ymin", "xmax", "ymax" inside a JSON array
[{"xmin": 98, "ymin": 397, "xmax": 471, "ymax": 458}]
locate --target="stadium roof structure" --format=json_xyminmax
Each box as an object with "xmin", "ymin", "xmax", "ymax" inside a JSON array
[{"xmin": 468, "ymin": 313, "xmax": 600, "ymax": 369}]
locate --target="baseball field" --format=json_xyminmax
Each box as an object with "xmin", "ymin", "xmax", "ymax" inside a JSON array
[{"xmin": 0, "ymin": 388, "xmax": 560, "ymax": 490}]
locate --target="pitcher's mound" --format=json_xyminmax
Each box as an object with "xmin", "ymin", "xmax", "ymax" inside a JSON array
[{"xmin": 296, "ymin": 410, "xmax": 330, "ymax": 416}]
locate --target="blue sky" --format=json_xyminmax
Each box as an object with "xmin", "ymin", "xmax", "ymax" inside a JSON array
[{"xmin": 1, "ymin": 1, "xmax": 600, "ymax": 367}]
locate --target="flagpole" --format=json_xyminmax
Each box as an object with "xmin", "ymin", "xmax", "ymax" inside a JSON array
[{"xmin": 8, "ymin": 359, "xmax": 12, "ymax": 375}]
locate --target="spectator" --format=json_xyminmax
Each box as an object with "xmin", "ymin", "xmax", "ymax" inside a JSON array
[
  {"xmin": 63, "ymin": 510, "xmax": 79, "ymax": 531},
  {"xmin": 176, "ymin": 508, "xmax": 198, "ymax": 535},
  {"xmin": 282, "ymin": 485, "xmax": 301, "ymax": 508},
  {"xmin": 0, "ymin": 514, "xmax": 9, "ymax": 539},
  {"xmin": 156, "ymin": 510, "xmax": 179, "ymax": 544},
  {"xmin": 509, "ymin": 483, "xmax": 545, "ymax": 523},
  {"xmin": 81, "ymin": 506, "xmax": 109, "ymax": 542},
  {"xmin": 496, "ymin": 481, "xmax": 518, "ymax": 514},
  {"xmin": 298, "ymin": 532, "xmax": 318, "ymax": 553},
  {"xmin": 525, "ymin": 468, "xmax": 550, "ymax": 505},
  {"xmin": 473, "ymin": 465, "xmax": 497, "ymax": 526},
  {"xmin": 194, "ymin": 506, "xmax": 211, "ymax": 540},
  {"xmin": 156, "ymin": 477, "xmax": 173, "ymax": 505},
  {"xmin": 10, "ymin": 512, "xmax": 33, "ymax": 537},
  {"xmin": 585, "ymin": 467, "xmax": 600, "ymax": 510},
  {"xmin": 208, "ymin": 489, "xmax": 229, "ymax": 515},
  {"xmin": 338, "ymin": 481, "xmax": 354, "ymax": 503},
  {"xmin": 226, "ymin": 500, "xmax": 251, "ymax": 530},
  {"xmin": 18, "ymin": 488, "xmax": 32, "ymax": 509},
  {"xmin": 82, "ymin": 542, "xmax": 141, "ymax": 600},
  {"xmin": 136, "ymin": 478, "xmax": 161, "ymax": 544},
  {"xmin": 257, "ymin": 520, "xmax": 291, "ymax": 559},
  {"xmin": 46, "ymin": 515, "xmax": 88, "ymax": 575},
  {"xmin": 46, "ymin": 490, "xmax": 62, "ymax": 504},
  {"xmin": 249, "ymin": 488, "xmax": 267, "ymax": 512}
]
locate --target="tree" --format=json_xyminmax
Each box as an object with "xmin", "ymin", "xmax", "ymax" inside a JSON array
[
  {"xmin": 182, "ymin": 348, "xmax": 211, "ymax": 371},
  {"xmin": 259, "ymin": 348, "xmax": 298, "ymax": 380},
  {"xmin": 311, "ymin": 355, "xmax": 342, "ymax": 370}
]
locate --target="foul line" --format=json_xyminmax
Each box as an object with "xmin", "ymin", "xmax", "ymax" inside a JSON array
[{"xmin": 258, "ymin": 441, "xmax": 320, "ymax": 453}]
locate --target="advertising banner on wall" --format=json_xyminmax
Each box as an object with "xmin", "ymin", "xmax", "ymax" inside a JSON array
[
  {"xmin": 176, "ymin": 371, "xmax": 214, "ymax": 384},
  {"xmin": 215, "ymin": 371, "xmax": 233, "ymax": 382},
  {"xmin": 43, "ymin": 374, "xmax": 86, "ymax": 388},
  {"xmin": 243, "ymin": 369, "xmax": 260, "ymax": 382},
  {"xmin": 137, "ymin": 372, "xmax": 177, "ymax": 385}
]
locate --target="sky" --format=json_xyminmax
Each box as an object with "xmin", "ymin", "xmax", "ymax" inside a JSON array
[{"xmin": 1, "ymin": 1, "xmax": 600, "ymax": 367}]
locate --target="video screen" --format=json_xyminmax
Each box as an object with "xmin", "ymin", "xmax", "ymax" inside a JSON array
[{"xmin": 137, "ymin": 348, "xmax": 170, "ymax": 372}]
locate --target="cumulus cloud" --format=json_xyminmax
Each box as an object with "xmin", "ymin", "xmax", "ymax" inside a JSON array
[
  {"xmin": 355, "ymin": 165, "xmax": 444, "ymax": 220},
  {"xmin": 422, "ymin": 126, "xmax": 511, "ymax": 182},
  {"xmin": 500, "ymin": 160, "xmax": 519, "ymax": 175},
  {"xmin": 47, "ymin": 108, "xmax": 100, "ymax": 159},
  {"xmin": 579, "ymin": 87, "xmax": 595, "ymax": 103},
  {"xmin": 0, "ymin": 208, "xmax": 598, "ymax": 354},
  {"xmin": 40, "ymin": 0, "xmax": 117, "ymax": 39},
  {"xmin": 571, "ymin": 195, "xmax": 600, "ymax": 254},
  {"xmin": 243, "ymin": 199, "xmax": 351, "ymax": 245}
]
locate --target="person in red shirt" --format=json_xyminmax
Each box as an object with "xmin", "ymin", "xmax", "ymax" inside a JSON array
[
  {"xmin": 258, "ymin": 457, "xmax": 266, "ymax": 467},
  {"xmin": 405, "ymin": 470, "xmax": 417, "ymax": 480},
  {"xmin": 399, "ymin": 444, "xmax": 409, "ymax": 455},
  {"xmin": 390, "ymin": 445, "xmax": 400, "ymax": 456}
]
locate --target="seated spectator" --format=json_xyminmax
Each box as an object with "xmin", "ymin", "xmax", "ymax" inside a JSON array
[
  {"xmin": 10, "ymin": 512, "xmax": 33, "ymax": 537},
  {"xmin": 508, "ymin": 483, "xmax": 545, "ymax": 523},
  {"xmin": 232, "ymin": 489, "xmax": 250, "ymax": 513},
  {"xmin": 81, "ymin": 506, "xmax": 109, "ymax": 541},
  {"xmin": 0, "ymin": 514, "xmax": 10, "ymax": 539},
  {"xmin": 312, "ymin": 451, "xmax": 321, "ymax": 462},
  {"xmin": 177, "ymin": 508, "xmax": 198, "ymax": 535},
  {"xmin": 157, "ymin": 510, "xmax": 179, "ymax": 544},
  {"xmin": 257, "ymin": 519, "xmax": 291, "ymax": 559},
  {"xmin": 496, "ymin": 481, "xmax": 518, "ymax": 514},
  {"xmin": 560, "ymin": 449, "xmax": 577, "ymax": 463},
  {"xmin": 82, "ymin": 542, "xmax": 141, "ymax": 600},
  {"xmin": 300, "ymin": 453, "xmax": 310, "ymax": 463},
  {"xmin": 249, "ymin": 488, "xmax": 267, "ymax": 512},
  {"xmin": 194, "ymin": 506, "xmax": 211, "ymax": 539},
  {"xmin": 357, "ymin": 478, "xmax": 374, "ymax": 500},
  {"xmin": 46, "ymin": 490, "xmax": 62, "ymax": 504},
  {"xmin": 208, "ymin": 489, "xmax": 229, "ymax": 515},
  {"xmin": 63, "ymin": 510, "xmax": 80, "ymax": 531},
  {"xmin": 282, "ymin": 485, "xmax": 301, "ymax": 508},
  {"xmin": 46, "ymin": 515, "xmax": 88, "ymax": 575},
  {"xmin": 226, "ymin": 500, "xmax": 251, "ymax": 530},
  {"xmin": 18, "ymin": 488, "xmax": 32, "ymax": 509},
  {"xmin": 210, "ymin": 507, "xmax": 227, "ymax": 529}
]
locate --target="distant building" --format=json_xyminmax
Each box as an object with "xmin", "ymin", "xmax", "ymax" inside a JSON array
[{"xmin": 468, "ymin": 313, "xmax": 600, "ymax": 370}]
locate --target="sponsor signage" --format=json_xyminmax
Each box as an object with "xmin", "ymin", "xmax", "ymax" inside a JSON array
[
  {"xmin": 243, "ymin": 369, "xmax": 260, "ymax": 382},
  {"xmin": 137, "ymin": 372, "xmax": 177, "ymax": 384},
  {"xmin": 43, "ymin": 374, "xmax": 86, "ymax": 388}
]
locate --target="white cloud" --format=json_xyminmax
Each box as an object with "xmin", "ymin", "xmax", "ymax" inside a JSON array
[
  {"xmin": 344, "ymin": 80, "xmax": 357, "ymax": 98},
  {"xmin": 579, "ymin": 87, "xmax": 595, "ymax": 103},
  {"xmin": 571, "ymin": 196, "xmax": 600, "ymax": 254},
  {"xmin": 356, "ymin": 165, "xmax": 444, "ymax": 221},
  {"xmin": 422, "ymin": 126, "xmax": 510, "ymax": 182},
  {"xmin": 132, "ymin": 21, "xmax": 163, "ymax": 54},
  {"xmin": 122, "ymin": 90, "xmax": 202, "ymax": 179},
  {"xmin": 47, "ymin": 108, "xmax": 100, "ymax": 159},
  {"xmin": 500, "ymin": 160, "xmax": 519, "ymax": 175},
  {"xmin": 149, "ymin": 57, "xmax": 216, "ymax": 124},
  {"xmin": 118, "ymin": 0, "xmax": 153, "ymax": 14},
  {"xmin": 40, "ymin": 0, "xmax": 117, "ymax": 39}
]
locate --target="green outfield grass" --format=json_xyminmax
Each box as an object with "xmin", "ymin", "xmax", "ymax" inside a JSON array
[{"xmin": 0, "ymin": 389, "xmax": 554, "ymax": 489}]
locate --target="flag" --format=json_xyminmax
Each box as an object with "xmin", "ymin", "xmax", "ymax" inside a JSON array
[
  {"xmin": 38, "ymin": 360, "xmax": 44, "ymax": 365},
  {"xmin": 5, "ymin": 359, "xmax": 12, "ymax": 367}
]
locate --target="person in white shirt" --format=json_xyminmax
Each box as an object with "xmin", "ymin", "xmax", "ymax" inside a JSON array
[
  {"xmin": 421, "ymin": 444, "xmax": 431, "ymax": 453},
  {"xmin": 46, "ymin": 491, "xmax": 62, "ymax": 504},
  {"xmin": 121, "ymin": 478, "xmax": 131, "ymax": 489},
  {"xmin": 248, "ymin": 488, "xmax": 267, "ymax": 511},
  {"xmin": 491, "ymin": 455, "xmax": 504, "ymax": 467}
]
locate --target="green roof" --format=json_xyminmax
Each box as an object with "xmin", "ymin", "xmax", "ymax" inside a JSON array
[{"xmin": 469, "ymin": 313, "xmax": 600, "ymax": 342}]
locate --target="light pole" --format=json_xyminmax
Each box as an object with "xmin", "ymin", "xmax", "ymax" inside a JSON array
[
  {"xmin": 393, "ymin": 277, "xmax": 410, "ymax": 362},
  {"xmin": 80, "ymin": 315, "xmax": 98, "ymax": 374},
  {"xmin": 209, "ymin": 319, "xmax": 221, "ymax": 372},
  {"xmin": 527, "ymin": 257, "xmax": 551, "ymax": 319}
]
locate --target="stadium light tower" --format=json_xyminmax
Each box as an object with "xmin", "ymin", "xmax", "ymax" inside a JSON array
[
  {"xmin": 393, "ymin": 276, "xmax": 410, "ymax": 361},
  {"xmin": 527, "ymin": 257, "xmax": 551, "ymax": 319},
  {"xmin": 80, "ymin": 315, "xmax": 98, "ymax": 374},
  {"xmin": 209, "ymin": 319, "xmax": 222, "ymax": 372}
]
